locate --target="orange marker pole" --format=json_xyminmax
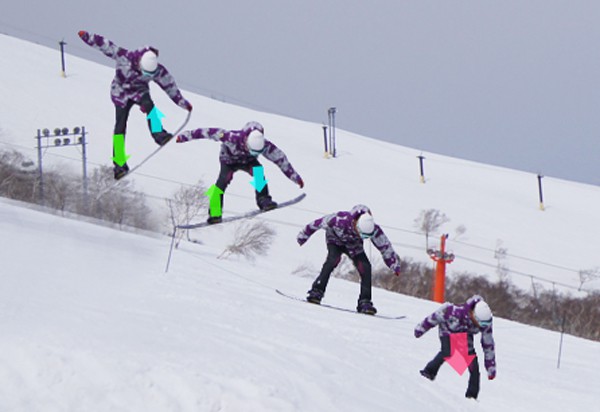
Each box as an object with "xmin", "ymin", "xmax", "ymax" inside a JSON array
[{"xmin": 430, "ymin": 234, "xmax": 453, "ymax": 303}]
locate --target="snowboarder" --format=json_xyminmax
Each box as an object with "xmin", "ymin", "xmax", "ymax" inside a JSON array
[
  {"xmin": 296, "ymin": 205, "xmax": 402, "ymax": 314},
  {"xmin": 78, "ymin": 30, "xmax": 193, "ymax": 179},
  {"xmin": 176, "ymin": 121, "xmax": 304, "ymax": 223},
  {"xmin": 414, "ymin": 295, "xmax": 497, "ymax": 400}
]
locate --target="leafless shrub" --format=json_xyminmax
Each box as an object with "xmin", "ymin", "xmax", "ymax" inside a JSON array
[
  {"xmin": 373, "ymin": 258, "xmax": 433, "ymax": 299},
  {"xmin": 167, "ymin": 180, "xmax": 208, "ymax": 247},
  {"xmin": 218, "ymin": 220, "xmax": 276, "ymax": 261},
  {"xmin": 84, "ymin": 166, "xmax": 155, "ymax": 230},
  {"xmin": 0, "ymin": 149, "xmax": 38, "ymax": 202},
  {"xmin": 291, "ymin": 263, "xmax": 318, "ymax": 278}
]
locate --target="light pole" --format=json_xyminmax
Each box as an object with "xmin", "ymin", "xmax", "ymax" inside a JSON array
[{"xmin": 35, "ymin": 126, "xmax": 88, "ymax": 209}]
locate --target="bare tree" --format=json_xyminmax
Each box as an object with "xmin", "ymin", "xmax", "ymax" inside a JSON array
[
  {"xmin": 578, "ymin": 267, "xmax": 600, "ymax": 291},
  {"xmin": 414, "ymin": 209, "xmax": 450, "ymax": 249},
  {"xmin": 167, "ymin": 180, "xmax": 208, "ymax": 246},
  {"xmin": 218, "ymin": 220, "xmax": 276, "ymax": 261}
]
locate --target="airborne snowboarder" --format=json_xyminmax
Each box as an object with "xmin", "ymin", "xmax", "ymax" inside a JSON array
[
  {"xmin": 78, "ymin": 30, "xmax": 193, "ymax": 179},
  {"xmin": 176, "ymin": 121, "xmax": 304, "ymax": 224},
  {"xmin": 296, "ymin": 205, "xmax": 402, "ymax": 314}
]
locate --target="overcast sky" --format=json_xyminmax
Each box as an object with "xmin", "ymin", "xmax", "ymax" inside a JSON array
[{"xmin": 2, "ymin": 0, "xmax": 599, "ymax": 185}]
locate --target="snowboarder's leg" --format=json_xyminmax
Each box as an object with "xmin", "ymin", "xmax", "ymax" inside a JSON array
[
  {"xmin": 421, "ymin": 335, "xmax": 451, "ymax": 380},
  {"xmin": 113, "ymin": 101, "xmax": 134, "ymax": 179},
  {"xmin": 140, "ymin": 93, "xmax": 172, "ymax": 146},
  {"xmin": 465, "ymin": 335, "xmax": 480, "ymax": 399},
  {"xmin": 353, "ymin": 253, "xmax": 377, "ymax": 314},
  {"xmin": 307, "ymin": 243, "xmax": 343, "ymax": 303},
  {"xmin": 244, "ymin": 160, "xmax": 276, "ymax": 211},
  {"xmin": 207, "ymin": 163, "xmax": 235, "ymax": 224}
]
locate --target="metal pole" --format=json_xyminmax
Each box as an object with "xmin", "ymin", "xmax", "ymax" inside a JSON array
[
  {"xmin": 322, "ymin": 125, "xmax": 329, "ymax": 157},
  {"xmin": 36, "ymin": 129, "xmax": 45, "ymax": 206},
  {"xmin": 418, "ymin": 155, "xmax": 426, "ymax": 183},
  {"xmin": 330, "ymin": 107, "xmax": 337, "ymax": 157},
  {"xmin": 59, "ymin": 40, "xmax": 67, "ymax": 78},
  {"xmin": 537, "ymin": 174, "xmax": 545, "ymax": 211},
  {"xmin": 81, "ymin": 127, "xmax": 89, "ymax": 211},
  {"xmin": 557, "ymin": 313, "xmax": 566, "ymax": 369}
]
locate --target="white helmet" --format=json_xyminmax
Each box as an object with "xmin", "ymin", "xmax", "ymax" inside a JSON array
[
  {"xmin": 247, "ymin": 130, "xmax": 265, "ymax": 155},
  {"xmin": 356, "ymin": 214, "xmax": 375, "ymax": 239},
  {"xmin": 140, "ymin": 50, "xmax": 158, "ymax": 73},
  {"xmin": 474, "ymin": 301, "xmax": 493, "ymax": 326}
]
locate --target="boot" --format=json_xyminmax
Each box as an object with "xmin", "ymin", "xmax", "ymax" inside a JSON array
[
  {"xmin": 259, "ymin": 198, "xmax": 278, "ymax": 211},
  {"xmin": 113, "ymin": 163, "xmax": 130, "ymax": 180},
  {"xmin": 306, "ymin": 288, "xmax": 324, "ymax": 304},
  {"xmin": 357, "ymin": 299, "xmax": 377, "ymax": 315},
  {"xmin": 152, "ymin": 131, "xmax": 173, "ymax": 146},
  {"xmin": 206, "ymin": 216, "xmax": 223, "ymax": 225}
]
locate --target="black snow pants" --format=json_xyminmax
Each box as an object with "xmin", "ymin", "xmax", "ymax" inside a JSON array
[
  {"xmin": 212, "ymin": 158, "xmax": 273, "ymax": 216},
  {"xmin": 311, "ymin": 243, "xmax": 373, "ymax": 302},
  {"xmin": 422, "ymin": 334, "xmax": 481, "ymax": 398},
  {"xmin": 113, "ymin": 93, "xmax": 169, "ymax": 165}
]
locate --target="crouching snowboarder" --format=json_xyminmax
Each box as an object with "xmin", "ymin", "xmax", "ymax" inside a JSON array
[
  {"xmin": 78, "ymin": 30, "xmax": 193, "ymax": 179},
  {"xmin": 296, "ymin": 205, "xmax": 402, "ymax": 315},
  {"xmin": 414, "ymin": 295, "xmax": 497, "ymax": 400},
  {"xmin": 176, "ymin": 121, "xmax": 304, "ymax": 224}
]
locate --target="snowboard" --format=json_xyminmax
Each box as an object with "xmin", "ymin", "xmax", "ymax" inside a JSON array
[
  {"xmin": 118, "ymin": 110, "xmax": 192, "ymax": 180},
  {"xmin": 95, "ymin": 111, "xmax": 192, "ymax": 200},
  {"xmin": 177, "ymin": 193, "xmax": 306, "ymax": 229},
  {"xmin": 275, "ymin": 289, "xmax": 406, "ymax": 320}
]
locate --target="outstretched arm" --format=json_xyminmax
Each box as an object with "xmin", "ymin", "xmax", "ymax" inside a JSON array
[
  {"xmin": 262, "ymin": 141, "xmax": 304, "ymax": 188},
  {"xmin": 153, "ymin": 68, "xmax": 192, "ymax": 111},
  {"xmin": 297, "ymin": 213, "xmax": 336, "ymax": 245},
  {"xmin": 78, "ymin": 31, "xmax": 125, "ymax": 60},
  {"xmin": 177, "ymin": 128, "xmax": 227, "ymax": 143},
  {"xmin": 414, "ymin": 304, "xmax": 450, "ymax": 337}
]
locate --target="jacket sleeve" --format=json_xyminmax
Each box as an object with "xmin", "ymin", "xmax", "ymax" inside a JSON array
[
  {"xmin": 177, "ymin": 128, "xmax": 227, "ymax": 143},
  {"xmin": 414, "ymin": 303, "xmax": 450, "ymax": 337},
  {"xmin": 297, "ymin": 213, "xmax": 336, "ymax": 245},
  {"xmin": 480, "ymin": 325, "xmax": 497, "ymax": 376},
  {"xmin": 153, "ymin": 67, "xmax": 190, "ymax": 109},
  {"xmin": 80, "ymin": 33, "xmax": 125, "ymax": 60},
  {"xmin": 371, "ymin": 226, "xmax": 402, "ymax": 273},
  {"xmin": 261, "ymin": 141, "xmax": 303, "ymax": 185}
]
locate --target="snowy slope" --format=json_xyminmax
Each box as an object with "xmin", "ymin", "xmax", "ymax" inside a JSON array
[
  {"xmin": 1, "ymin": 34, "xmax": 599, "ymax": 296},
  {"xmin": 1, "ymin": 197, "xmax": 599, "ymax": 412},
  {"xmin": 1, "ymin": 33, "xmax": 600, "ymax": 411}
]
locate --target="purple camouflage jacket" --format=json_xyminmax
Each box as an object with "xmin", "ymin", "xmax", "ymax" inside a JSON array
[
  {"xmin": 80, "ymin": 33, "xmax": 190, "ymax": 109},
  {"xmin": 297, "ymin": 205, "xmax": 402, "ymax": 274},
  {"xmin": 414, "ymin": 295, "xmax": 497, "ymax": 376},
  {"xmin": 177, "ymin": 121, "xmax": 303, "ymax": 185}
]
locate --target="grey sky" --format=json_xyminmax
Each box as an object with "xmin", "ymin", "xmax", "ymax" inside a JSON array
[{"xmin": 2, "ymin": 1, "xmax": 599, "ymax": 184}]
